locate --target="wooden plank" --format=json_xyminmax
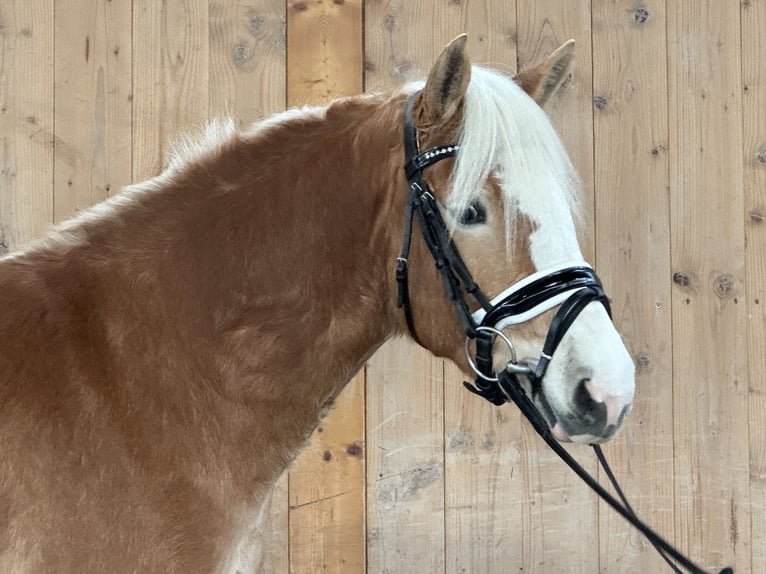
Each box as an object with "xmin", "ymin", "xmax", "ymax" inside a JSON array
[
  {"xmin": 286, "ymin": 0, "xmax": 362, "ymax": 103},
  {"xmin": 208, "ymin": 0, "xmax": 286, "ymax": 125},
  {"xmin": 591, "ymin": 2, "xmax": 675, "ymax": 571},
  {"xmin": 288, "ymin": 374, "xmax": 365, "ymax": 573},
  {"xmin": 53, "ymin": 0, "xmax": 132, "ymax": 222},
  {"xmin": 132, "ymin": 0, "xmax": 209, "ymax": 181},
  {"xmin": 441, "ymin": 4, "xmax": 525, "ymax": 573},
  {"xmin": 207, "ymin": 2, "xmax": 289, "ymax": 571},
  {"xmin": 667, "ymin": 1, "xmax": 750, "ymax": 571},
  {"xmin": 515, "ymin": 2, "xmax": 599, "ymax": 571},
  {"xmin": 365, "ymin": 4, "xmax": 476, "ymax": 571},
  {"xmin": 444, "ymin": 365, "xmax": 526, "ymax": 574},
  {"xmin": 366, "ymin": 338, "xmax": 445, "ymax": 573},
  {"xmin": 742, "ymin": 1, "xmax": 766, "ymax": 573},
  {"xmin": 283, "ymin": 3, "xmax": 364, "ymax": 572},
  {"xmin": 259, "ymin": 478, "xmax": 289, "ymax": 574},
  {"xmin": 0, "ymin": 0, "xmax": 54, "ymax": 249}
]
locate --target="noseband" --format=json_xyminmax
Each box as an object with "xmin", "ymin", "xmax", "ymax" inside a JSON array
[{"xmin": 395, "ymin": 91, "xmax": 730, "ymax": 574}]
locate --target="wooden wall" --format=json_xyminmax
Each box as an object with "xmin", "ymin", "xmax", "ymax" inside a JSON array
[{"xmin": 0, "ymin": 1, "xmax": 763, "ymax": 572}]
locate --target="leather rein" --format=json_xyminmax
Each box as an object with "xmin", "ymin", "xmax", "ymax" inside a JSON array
[{"xmin": 395, "ymin": 91, "xmax": 731, "ymax": 574}]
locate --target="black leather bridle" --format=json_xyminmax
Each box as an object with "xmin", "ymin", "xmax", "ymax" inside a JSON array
[{"xmin": 395, "ymin": 90, "xmax": 731, "ymax": 574}]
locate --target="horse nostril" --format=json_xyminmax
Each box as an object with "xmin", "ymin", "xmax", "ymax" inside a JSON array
[{"xmin": 574, "ymin": 378, "xmax": 607, "ymax": 428}]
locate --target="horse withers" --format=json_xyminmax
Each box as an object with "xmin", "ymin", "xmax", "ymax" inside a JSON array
[{"xmin": 0, "ymin": 36, "xmax": 634, "ymax": 572}]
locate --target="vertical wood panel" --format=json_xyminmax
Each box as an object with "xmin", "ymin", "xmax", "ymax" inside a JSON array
[
  {"xmin": 132, "ymin": 0, "xmax": 209, "ymax": 181},
  {"xmin": 285, "ymin": 4, "xmax": 364, "ymax": 572},
  {"xmin": 208, "ymin": 0, "xmax": 285, "ymax": 124},
  {"xmin": 0, "ymin": 0, "xmax": 54, "ymax": 249},
  {"xmin": 53, "ymin": 0, "xmax": 132, "ymax": 222},
  {"xmin": 667, "ymin": 1, "xmax": 750, "ymax": 571},
  {"xmin": 592, "ymin": 2, "xmax": 674, "ymax": 571},
  {"xmin": 288, "ymin": 375, "xmax": 365, "ymax": 573},
  {"xmin": 366, "ymin": 338, "xmax": 445, "ymax": 573},
  {"xmin": 516, "ymin": 2, "xmax": 599, "ymax": 571},
  {"xmin": 442, "ymin": 4, "xmax": 524, "ymax": 574},
  {"xmin": 742, "ymin": 1, "xmax": 766, "ymax": 573}
]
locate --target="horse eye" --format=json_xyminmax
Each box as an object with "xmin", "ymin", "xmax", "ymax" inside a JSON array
[{"xmin": 456, "ymin": 201, "xmax": 487, "ymax": 225}]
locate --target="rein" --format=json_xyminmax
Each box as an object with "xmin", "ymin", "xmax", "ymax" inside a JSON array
[{"xmin": 395, "ymin": 91, "xmax": 732, "ymax": 574}]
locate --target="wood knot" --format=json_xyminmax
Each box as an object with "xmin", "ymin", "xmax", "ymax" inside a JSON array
[
  {"xmin": 756, "ymin": 148, "xmax": 766, "ymax": 164},
  {"xmin": 636, "ymin": 355, "xmax": 650, "ymax": 373},
  {"xmin": 384, "ymin": 13, "xmax": 397, "ymax": 32},
  {"xmin": 322, "ymin": 450, "xmax": 332, "ymax": 462},
  {"xmin": 346, "ymin": 443, "xmax": 363, "ymax": 457},
  {"xmin": 713, "ymin": 274, "xmax": 736, "ymax": 299},
  {"xmin": 231, "ymin": 41, "xmax": 253, "ymax": 67},
  {"xmin": 750, "ymin": 210, "xmax": 765, "ymax": 224},
  {"xmin": 364, "ymin": 60, "xmax": 376, "ymax": 72},
  {"xmin": 333, "ymin": 0, "xmax": 345, "ymax": 4},
  {"xmin": 481, "ymin": 433, "xmax": 496, "ymax": 450},
  {"xmin": 292, "ymin": 1, "xmax": 308, "ymax": 12},
  {"xmin": 447, "ymin": 427, "xmax": 473, "ymax": 451},
  {"xmin": 672, "ymin": 272, "xmax": 692, "ymax": 287},
  {"xmin": 632, "ymin": 8, "xmax": 650, "ymax": 23},
  {"xmin": 246, "ymin": 12, "xmax": 265, "ymax": 36},
  {"xmin": 593, "ymin": 95, "xmax": 608, "ymax": 110}
]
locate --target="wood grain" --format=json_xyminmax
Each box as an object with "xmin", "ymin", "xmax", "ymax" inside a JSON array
[
  {"xmin": 592, "ymin": 1, "xmax": 675, "ymax": 571},
  {"xmin": 366, "ymin": 338, "xmax": 445, "ymax": 573},
  {"xmin": 208, "ymin": 0, "xmax": 286, "ymax": 125},
  {"xmin": 742, "ymin": 1, "xmax": 766, "ymax": 572},
  {"xmin": 53, "ymin": 0, "xmax": 132, "ymax": 221},
  {"xmin": 132, "ymin": 0, "xmax": 209, "ymax": 181},
  {"xmin": 0, "ymin": 1, "xmax": 54, "ymax": 248},
  {"xmin": 289, "ymin": 374, "xmax": 366, "ymax": 574},
  {"xmin": 667, "ymin": 1, "xmax": 750, "ymax": 571}
]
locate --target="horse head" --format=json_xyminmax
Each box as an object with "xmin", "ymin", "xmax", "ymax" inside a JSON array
[{"xmin": 395, "ymin": 36, "xmax": 635, "ymax": 444}]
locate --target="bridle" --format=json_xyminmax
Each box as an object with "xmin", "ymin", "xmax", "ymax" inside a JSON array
[{"xmin": 395, "ymin": 91, "xmax": 732, "ymax": 574}]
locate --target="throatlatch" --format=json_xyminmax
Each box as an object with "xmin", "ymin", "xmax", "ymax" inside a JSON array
[{"xmin": 396, "ymin": 90, "xmax": 732, "ymax": 574}]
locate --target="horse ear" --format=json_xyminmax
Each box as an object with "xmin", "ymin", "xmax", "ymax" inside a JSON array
[
  {"xmin": 515, "ymin": 39, "xmax": 575, "ymax": 107},
  {"xmin": 417, "ymin": 34, "xmax": 471, "ymax": 127}
]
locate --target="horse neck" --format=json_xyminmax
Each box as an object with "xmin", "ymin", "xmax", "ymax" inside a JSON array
[{"xmin": 18, "ymin": 98, "xmax": 408, "ymax": 484}]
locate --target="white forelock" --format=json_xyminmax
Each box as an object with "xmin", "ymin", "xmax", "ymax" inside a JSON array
[{"xmin": 450, "ymin": 66, "xmax": 583, "ymax": 268}]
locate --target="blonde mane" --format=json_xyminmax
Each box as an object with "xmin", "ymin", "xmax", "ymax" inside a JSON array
[{"xmin": 449, "ymin": 66, "xmax": 581, "ymax": 259}]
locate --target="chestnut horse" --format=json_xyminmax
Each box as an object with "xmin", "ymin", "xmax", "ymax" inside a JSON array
[{"xmin": 0, "ymin": 37, "xmax": 634, "ymax": 572}]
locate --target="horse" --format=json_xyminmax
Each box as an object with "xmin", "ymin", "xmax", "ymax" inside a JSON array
[{"xmin": 0, "ymin": 35, "xmax": 635, "ymax": 573}]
